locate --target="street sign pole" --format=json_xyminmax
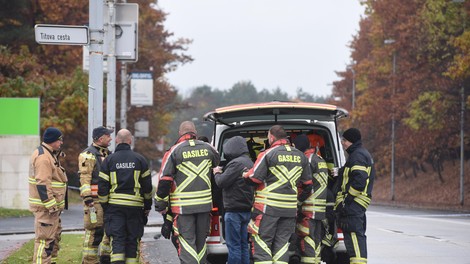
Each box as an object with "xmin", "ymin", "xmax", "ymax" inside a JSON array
[
  {"xmin": 88, "ymin": 0, "xmax": 104, "ymax": 145},
  {"xmin": 106, "ymin": 0, "xmax": 117, "ymax": 151}
]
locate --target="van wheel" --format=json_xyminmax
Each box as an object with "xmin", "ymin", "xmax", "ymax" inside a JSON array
[
  {"xmin": 207, "ymin": 254, "xmax": 228, "ymax": 264},
  {"xmin": 335, "ymin": 252, "xmax": 349, "ymax": 264}
]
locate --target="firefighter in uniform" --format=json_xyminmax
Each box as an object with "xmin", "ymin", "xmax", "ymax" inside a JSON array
[
  {"xmin": 243, "ymin": 125, "xmax": 313, "ymax": 264},
  {"xmin": 78, "ymin": 126, "xmax": 113, "ymax": 263},
  {"xmin": 155, "ymin": 121, "xmax": 220, "ymax": 264},
  {"xmin": 98, "ymin": 129, "xmax": 153, "ymax": 263},
  {"xmin": 29, "ymin": 127, "xmax": 67, "ymax": 264},
  {"xmin": 293, "ymin": 134, "xmax": 329, "ymax": 264},
  {"xmin": 335, "ymin": 128, "xmax": 375, "ymax": 264}
]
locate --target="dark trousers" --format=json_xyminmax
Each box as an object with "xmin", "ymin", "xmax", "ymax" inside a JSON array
[
  {"xmin": 341, "ymin": 202, "xmax": 367, "ymax": 264},
  {"xmin": 251, "ymin": 214, "xmax": 295, "ymax": 263},
  {"xmin": 175, "ymin": 212, "xmax": 211, "ymax": 264},
  {"xmin": 104, "ymin": 205, "xmax": 144, "ymax": 264}
]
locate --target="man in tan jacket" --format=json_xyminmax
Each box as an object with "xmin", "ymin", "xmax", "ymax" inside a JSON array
[
  {"xmin": 29, "ymin": 127, "xmax": 68, "ymax": 264},
  {"xmin": 78, "ymin": 126, "xmax": 113, "ymax": 264}
]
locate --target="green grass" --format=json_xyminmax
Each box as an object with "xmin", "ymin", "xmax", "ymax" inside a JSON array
[
  {"xmin": 3, "ymin": 234, "xmax": 84, "ymax": 264},
  {"xmin": 0, "ymin": 208, "xmax": 33, "ymax": 218}
]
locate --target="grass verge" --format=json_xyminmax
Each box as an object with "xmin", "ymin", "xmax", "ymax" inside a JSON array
[
  {"xmin": 0, "ymin": 208, "xmax": 32, "ymax": 218},
  {"xmin": 3, "ymin": 234, "xmax": 83, "ymax": 264}
]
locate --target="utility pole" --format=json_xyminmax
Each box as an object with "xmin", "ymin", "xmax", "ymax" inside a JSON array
[
  {"xmin": 106, "ymin": 0, "xmax": 117, "ymax": 151},
  {"xmin": 88, "ymin": 0, "xmax": 104, "ymax": 145},
  {"xmin": 384, "ymin": 38, "xmax": 396, "ymax": 201},
  {"xmin": 120, "ymin": 0, "xmax": 128, "ymax": 130}
]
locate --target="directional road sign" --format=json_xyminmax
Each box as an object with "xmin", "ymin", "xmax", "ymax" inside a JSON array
[{"xmin": 35, "ymin": 24, "xmax": 89, "ymax": 45}]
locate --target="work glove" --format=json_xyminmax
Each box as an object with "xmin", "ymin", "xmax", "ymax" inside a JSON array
[
  {"xmin": 142, "ymin": 209, "xmax": 149, "ymax": 225},
  {"xmin": 83, "ymin": 196, "xmax": 94, "ymax": 206},
  {"xmin": 161, "ymin": 213, "xmax": 173, "ymax": 239}
]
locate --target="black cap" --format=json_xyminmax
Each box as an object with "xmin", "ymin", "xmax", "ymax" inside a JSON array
[
  {"xmin": 342, "ymin": 128, "xmax": 361, "ymax": 143},
  {"xmin": 293, "ymin": 134, "xmax": 310, "ymax": 152},
  {"xmin": 92, "ymin": 126, "xmax": 114, "ymax": 140},
  {"xmin": 43, "ymin": 127, "xmax": 63, "ymax": 143}
]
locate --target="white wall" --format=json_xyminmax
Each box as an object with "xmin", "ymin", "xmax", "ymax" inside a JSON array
[{"xmin": 0, "ymin": 136, "xmax": 39, "ymax": 209}]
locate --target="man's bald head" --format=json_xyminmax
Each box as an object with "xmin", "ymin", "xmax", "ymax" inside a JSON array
[
  {"xmin": 179, "ymin": 121, "xmax": 197, "ymax": 136},
  {"xmin": 116, "ymin": 129, "xmax": 133, "ymax": 145}
]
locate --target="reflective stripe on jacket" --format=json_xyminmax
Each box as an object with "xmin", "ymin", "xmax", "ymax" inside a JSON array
[
  {"xmin": 156, "ymin": 133, "xmax": 220, "ymax": 214},
  {"xmin": 300, "ymin": 149, "xmax": 328, "ymax": 220},
  {"xmin": 335, "ymin": 140, "xmax": 375, "ymax": 210},
  {"xmin": 245, "ymin": 139, "xmax": 312, "ymax": 217},
  {"xmin": 28, "ymin": 144, "xmax": 67, "ymax": 211},
  {"xmin": 78, "ymin": 144, "xmax": 110, "ymax": 198},
  {"xmin": 98, "ymin": 143, "xmax": 152, "ymax": 209}
]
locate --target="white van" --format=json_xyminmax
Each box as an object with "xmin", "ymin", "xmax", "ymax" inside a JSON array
[{"xmin": 204, "ymin": 101, "xmax": 349, "ymax": 264}]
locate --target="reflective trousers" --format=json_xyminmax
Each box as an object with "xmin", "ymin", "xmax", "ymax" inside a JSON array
[
  {"xmin": 250, "ymin": 214, "xmax": 295, "ymax": 264},
  {"xmin": 33, "ymin": 210, "xmax": 62, "ymax": 264},
  {"xmin": 340, "ymin": 202, "xmax": 368, "ymax": 264},
  {"xmin": 104, "ymin": 205, "xmax": 145, "ymax": 264},
  {"xmin": 82, "ymin": 202, "xmax": 111, "ymax": 264},
  {"xmin": 174, "ymin": 212, "xmax": 211, "ymax": 264},
  {"xmin": 298, "ymin": 219, "xmax": 323, "ymax": 264}
]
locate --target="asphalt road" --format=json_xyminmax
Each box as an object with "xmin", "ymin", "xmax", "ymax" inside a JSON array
[{"xmin": 2, "ymin": 204, "xmax": 470, "ymax": 263}]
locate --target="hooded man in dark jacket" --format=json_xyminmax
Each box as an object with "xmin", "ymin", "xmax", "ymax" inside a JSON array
[{"xmin": 213, "ymin": 136, "xmax": 254, "ymax": 264}]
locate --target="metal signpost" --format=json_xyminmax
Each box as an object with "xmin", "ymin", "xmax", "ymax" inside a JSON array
[{"xmin": 35, "ymin": 0, "xmax": 139, "ymax": 148}]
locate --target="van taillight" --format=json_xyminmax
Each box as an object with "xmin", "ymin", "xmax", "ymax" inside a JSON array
[
  {"xmin": 337, "ymin": 227, "xmax": 344, "ymax": 241},
  {"xmin": 207, "ymin": 208, "xmax": 221, "ymax": 244}
]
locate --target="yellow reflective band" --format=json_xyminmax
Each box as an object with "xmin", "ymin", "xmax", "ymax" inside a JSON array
[
  {"xmin": 51, "ymin": 181, "xmax": 66, "ymax": 188},
  {"xmin": 350, "ymin": 257, "xmax": 368, "ymax": 263},
  {"xmin": 351, "ymin": 232, "xmax": 361, "ymax": 258},
  {"xmin": 141, "ymin": 169, "xmax": 151, "ymax": 178},
  {"xmin": 296, "ymin": 223, "xmax": 309, "ymax": 234},
  {"xmin": 178, "ymin": 236, "xmax": 200, "ymax": 262},
  {"xmin": 349, "ymin": 187, "xmax": 362, "ymax": 197},
  {"xmin": 256, "ymin": 190, "xmax": 297, "ymax": 201},
  {"xmin": 254, "ymin": 197, "xmax": 296, "ymax": 209},
  {"xmin": 98, "ymin": 195, "xmax": 109, "ymax": 203},
  {"xmin": 285, "ymin": 144, "xmax": 291, "ymax": 151},
  {"xmin": 111, "ymin": 253, "xmax": 125, "ymax": 262},
  {"xmin": 126, "ymin": 258, "xmax": 139, "ymax": 263},
  {"xmin": 253, "ymin": 234, "xmax": 272, "ymax": 257},
  {"xmin": 170, "ymin": 196, "xmax": 212, "ymax": 207},
  {"xmin": 144, "ymin": 192, "xmax": 152, "ymax": 199},
  {"xmin": 80, "ymin": 184, "xmax": 91, "ymax": 195},
  {"xmin": 110, "ymin": 171, "xmax": 118, "ymax": 193},
  {"xmin": 43, "ymin": 199, "xmax": 57, "ymax": 208},
  {"xmin": 133, "ymin": 170, "xmax": 141, "ymax": 195},
  {"xmin": 273, "ymin": 241, "xmax": 289, "ymax": 262},
  {"xmin": 300, "ymin": 256, "xmax": 316, "ymax": 263},
  {"xmin": 155, "ymin": 194, "xmax": 169, "ymax": 202},
  {"xmin": 171, "ymin": 189, "xmax": 211, "ymax": 198},
  {"xmin": 351, "ymin": 165, "xmax": 368, "ymax": 172},
  {"xmin": 99, "ymin": 171, "xmax": 110, "ymax": 181},
  {"xmin": 317, "ymin": 161, "xmax": 328, "ymax": 169},
  {"xmin": 35, "ymin": 239, "xmax": 46, "ymax": 264},
  {"xmin": 81, "ymin": 152, "xmax": 96, "ymax": 160}
]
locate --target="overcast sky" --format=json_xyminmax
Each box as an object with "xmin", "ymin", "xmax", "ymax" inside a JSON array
[{"xmin": 157, "ymin": 0, "xmax": 365, "ymax": 97}]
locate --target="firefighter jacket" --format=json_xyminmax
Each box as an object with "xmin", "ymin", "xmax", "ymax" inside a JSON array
[
  {"xmin": 335, "ymin": 140, "xmax": 375, "ymax": 211},
  {"xmin": 98, "ymin": 143, "xmax": 152, "ymax": 210},
  {"xmin": 29, "ymin": 143, "xmax": 68, "ymax": 212},
  {"xmin": 244, "ymin": 139, "xmax": 313, "ymax": 217},
  {"xmin": 78, "ymin": 143, "xmax": 110, "ymax": 202},
  {"xmin": 300, "ymin": 149, "xmax": 329, "ymax": 220},
  {"xmin": 214, "ymin": 136, "xmax": 254, "ymax": 212},
  {"xmin": 155, "ymin": 133, "xmax": 220, "ymax": 215}
]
